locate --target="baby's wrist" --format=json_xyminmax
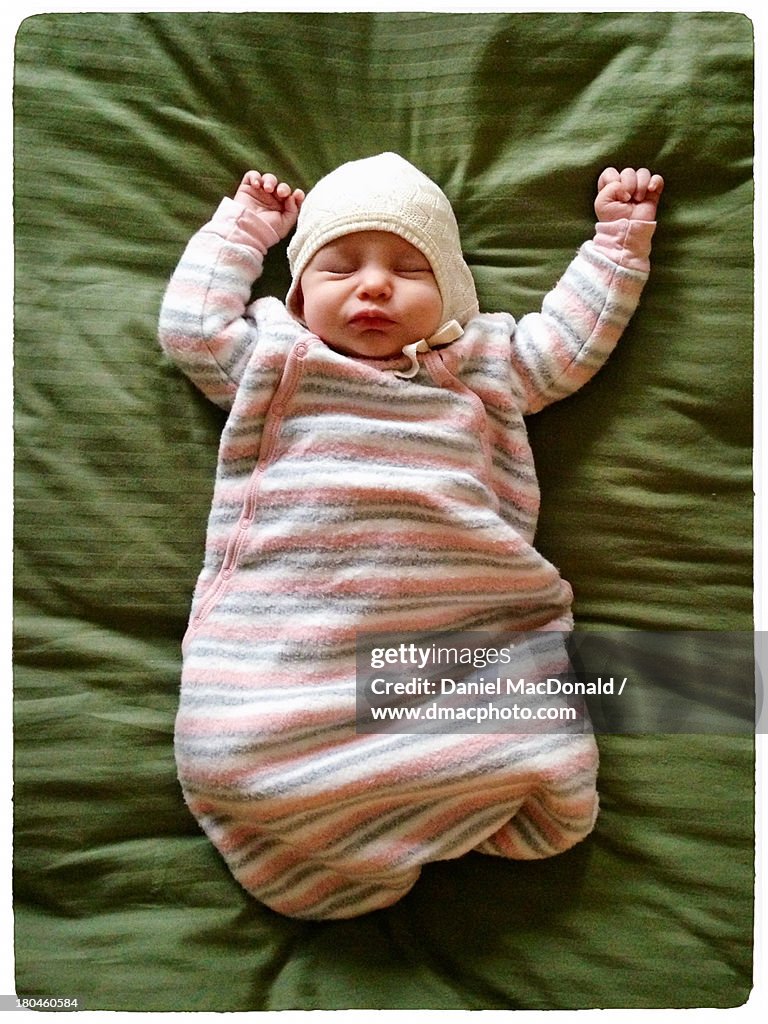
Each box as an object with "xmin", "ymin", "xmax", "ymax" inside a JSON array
[
  {"xmin": 210, "ymin": 196, "xmax": 282, "ymax": 252},
  {"xmin": 592, "ymin": 218, "xmax": 655, "ymax": 272}
]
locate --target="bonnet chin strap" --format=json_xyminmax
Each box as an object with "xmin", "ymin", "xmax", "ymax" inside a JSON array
[{"xmin": 394, "ymin": 320, "xmax": 464, "ymax": 379}]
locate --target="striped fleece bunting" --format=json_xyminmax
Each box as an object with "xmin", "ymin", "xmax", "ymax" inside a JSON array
[{"xmin": 158, "ymin": 197, "xmax": 654, "ymax": 918}]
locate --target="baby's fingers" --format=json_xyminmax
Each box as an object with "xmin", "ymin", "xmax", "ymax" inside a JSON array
[
  {"xmin": 240, "ymin": 169, "xmax": 263, "ymax": 189},
  {"xmin": 264, "ymin": 177, "xmax": 303, "ymax": 204},
  {"xmin": 283, "ymin": 188, "xmax": 305, "ymax": 214},
  {"xmin": 631, "ymin": 167, "xmax": 652, "ymax": 200},
  {"xmin": 619, "ymin": 167, "xmax": 639, "ymax": 198},
  {"xmin": 259, "ymin": 173, "xmax": 279, "ymax": 194},
  {"xmin": 597, "ymin": 166, "xmax": 621, "ymax": 191},
  {"xmin": 601, "ymin": 178, "xmax": 633, "ymax": 204}
]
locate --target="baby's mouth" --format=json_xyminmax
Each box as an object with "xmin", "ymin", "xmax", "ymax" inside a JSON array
[{"xmin": 349, "ymin": 309, "xmax": 396, "ymax": 329}]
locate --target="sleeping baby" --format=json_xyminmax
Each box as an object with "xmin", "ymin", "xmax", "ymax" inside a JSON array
[{"xmin": 158, "ymin": 152, "xmax": 663, "ymax": 919}]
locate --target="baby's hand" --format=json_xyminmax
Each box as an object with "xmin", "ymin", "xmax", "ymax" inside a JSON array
[
  {"xmin": 595, "ymin": 167, "xmax": 664, "ymax": 222},
  {"xmin": 234, "ymin": 171, "xmax": 305, "ymax": 238}
]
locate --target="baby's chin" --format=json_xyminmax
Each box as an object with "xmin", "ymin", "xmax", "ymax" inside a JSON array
[{"xmin": 323, "ymin": 333, "xmax": 414, "ymax": 360}]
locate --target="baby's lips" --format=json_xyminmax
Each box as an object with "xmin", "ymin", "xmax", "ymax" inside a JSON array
[{"xmin": 349, "ymin": 309, "xmax": 396, "ymax": 327}]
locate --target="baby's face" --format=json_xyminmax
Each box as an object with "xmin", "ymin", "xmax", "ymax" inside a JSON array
[{"xmin": 299, "ymin": 231, "xmax": 443, "ymax": 359}]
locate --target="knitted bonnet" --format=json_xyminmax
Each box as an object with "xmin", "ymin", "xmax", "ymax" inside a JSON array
[{"xmin": 285, "ymin": 153, "xmax": 479, "ymax": 340}]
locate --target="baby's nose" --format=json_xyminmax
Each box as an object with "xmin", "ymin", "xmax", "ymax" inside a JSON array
[{"xmin": 357, "ymin": 266, "xmax": 392, "ymax": 298}]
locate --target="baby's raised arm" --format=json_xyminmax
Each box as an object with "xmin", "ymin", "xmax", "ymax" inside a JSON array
[
  {"xmin": 159, "ymin": 170, "xmax": 304, "ymax": 409},
  {"xmin": 234, "ymin": 170, "xmax": 305, "ymax": 238},
  {"xmin": 594, "ymin": 166, "xmax": 664, "ymax": 222},
  {"xmin": 513, "ymin": 165, "xmax": 662, "ymax": 414}
]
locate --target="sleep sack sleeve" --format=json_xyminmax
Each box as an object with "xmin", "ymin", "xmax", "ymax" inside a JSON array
[
  {"xmin": 158, "ymin": 197, "xmax": 281, "ymax": 410},
  {"xmin": 511, "ymin": 218, "xmax": 656, "ymax": 414}
]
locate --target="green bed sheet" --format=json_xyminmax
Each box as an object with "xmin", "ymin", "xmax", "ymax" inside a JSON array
[{"xmin": 13, "ymin": 11, "xmax": 754, "ymax": 1011}]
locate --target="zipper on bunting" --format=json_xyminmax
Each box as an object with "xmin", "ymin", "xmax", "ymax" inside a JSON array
[{"xmin": 185, "ymin": 339, "xmax": 312, "ymax": 635}]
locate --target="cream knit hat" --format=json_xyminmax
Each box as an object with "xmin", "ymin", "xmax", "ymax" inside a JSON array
[{"xmin": 286, "ymin": 153, "xmax": 479, "ymax": 338}]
